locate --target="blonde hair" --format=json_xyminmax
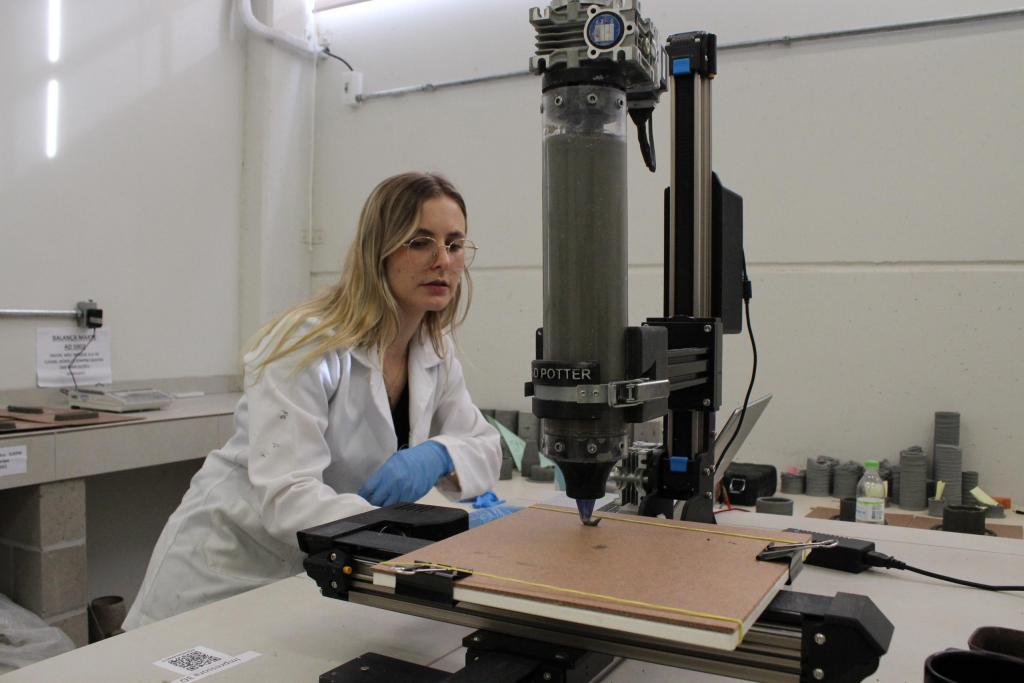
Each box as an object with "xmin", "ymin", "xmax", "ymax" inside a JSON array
[{"xmin": 247, "ymin": 172, "xmax": 472, "ymax": 376}]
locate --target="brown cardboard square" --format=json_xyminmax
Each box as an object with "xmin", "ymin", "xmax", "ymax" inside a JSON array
[{"xmin": 376, "ymin": 505, "xmax": 809, "ymax": 640}]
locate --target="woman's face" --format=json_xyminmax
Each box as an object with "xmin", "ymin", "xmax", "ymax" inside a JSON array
[{"xmin": 385, "ymin": 195, "xmax": 467, "ymax": 324}]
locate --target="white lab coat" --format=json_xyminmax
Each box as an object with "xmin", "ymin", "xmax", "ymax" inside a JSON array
[{"xmin": 123, "ymin": 330, "xmax": 500, "ymax": 629}]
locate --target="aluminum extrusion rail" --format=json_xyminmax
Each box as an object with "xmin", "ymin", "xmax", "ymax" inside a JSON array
[{"xmin": 346, "ymin": 577, "xmax": 802, "ymax": 682}]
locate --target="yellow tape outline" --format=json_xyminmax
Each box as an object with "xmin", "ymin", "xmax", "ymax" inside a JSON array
[{"xmin": 530, "ymin": 503, "xmax": 803, "ymax": 545}]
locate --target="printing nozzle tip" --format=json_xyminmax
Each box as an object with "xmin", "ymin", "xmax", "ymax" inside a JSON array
[{"xmin": 576, "ymin": 499, "xmax": 599, "ymax": 526}]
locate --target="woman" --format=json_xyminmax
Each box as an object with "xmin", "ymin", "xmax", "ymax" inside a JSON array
[{"xmin": 124, "ymin": 172, "xmax": 504, "ymax": 628}]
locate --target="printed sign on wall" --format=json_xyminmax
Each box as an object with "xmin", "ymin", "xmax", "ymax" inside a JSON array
[{"xmin": 36, "ymin": 327, "xmax": 112, "ymax": 387}]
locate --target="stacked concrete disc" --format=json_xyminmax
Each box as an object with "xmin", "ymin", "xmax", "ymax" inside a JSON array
[
  {"xmin": 932, "ymin": 411, "xmax": 960, "ymax": 478},
  {"xmin": 898, "ymin": 446, "xmax": 928, "ymax": 510},
  {"xmin": 805, "ymin": 455, "xmax": 838, "ymax": 497},
  {"xmin": 934, "ymin": 411, "xmax": 960, "ymax": 447},
  {"xmin": 780, "ymin": 470, "xmax": 805, "ymax": 494},
  {"xmin": 833, "ymin": 461, "xmax": 864, "ymax": 499},
  {"xmin": 961, "ymin": 470, "xmax": 979, "ymax": 504},
  {"xmin": 934, "ymin": 444, "xmax": 963, "ymax": 505},
  {"xmin": 889, "ymin": 465, "xmax": 901, "ymax": 502}
]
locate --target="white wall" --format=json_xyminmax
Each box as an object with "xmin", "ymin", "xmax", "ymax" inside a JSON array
[
  {"xmin": 239, "ymin": 0, "xmax": 319, "ymax": 341},
  {"xmin": 1, "ymin": 0, "xmax": 320, "ymax": 611},
  {"xmin": 312, "ymin": 1, "xmax": 1024, "ymax": 496},
  {"xmin": 0, "ymin": 0, "xmax": 247, "ymax": 389},
  {"xmin": 0, "ymin": 0, "xmax": 317, "ymax": 390}
]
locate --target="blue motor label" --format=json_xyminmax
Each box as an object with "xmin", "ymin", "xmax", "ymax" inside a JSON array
[{"xmin": 587, "ymin": 12, "xmax": 624, "ymax": 50}]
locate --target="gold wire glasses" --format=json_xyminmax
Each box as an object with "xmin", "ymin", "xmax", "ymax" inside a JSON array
[{"xmin": 401, "ymin": 236, "xmax": 477, "ymax": 269}]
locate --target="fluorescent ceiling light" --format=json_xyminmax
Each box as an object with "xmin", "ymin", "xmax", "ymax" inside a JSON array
[
  {"xmin": 48, "ymin": 0, "xmax": 62, "ymax": 62},
  {"xmin": 314, "ymin": 0, "xmax": 374, "ymax": 12},
  {"xmin": 46, "ymin": 80, "xmax": 60, "ymax": 158}
]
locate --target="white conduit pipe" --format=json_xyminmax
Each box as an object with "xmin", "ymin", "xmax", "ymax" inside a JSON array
[
  {"xmin": 356, "ymin": 7, "xmax": 1024, "ymax": 102},
  {"xmin": 235, "ymin": 0, "xmax": 322, "ymax": 252},
  {"xmin": 236, "ymin": 0, "xmax": 321, "ymax": 58}
]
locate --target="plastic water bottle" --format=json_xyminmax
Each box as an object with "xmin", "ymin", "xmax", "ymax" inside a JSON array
[{"xmin": 855, "ymin": 460, "xmax": 886, "ymax": 524}]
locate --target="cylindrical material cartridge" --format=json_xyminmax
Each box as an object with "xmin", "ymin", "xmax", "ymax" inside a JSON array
[{"xmin": 539, "ymin": 78, "xmax": 629, "ymax": 500}]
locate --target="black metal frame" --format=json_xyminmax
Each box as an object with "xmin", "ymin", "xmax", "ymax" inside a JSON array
[
  {"xmin": 632, "ymin": 31, "xmax": 745, "ymax": 523},
  {"xmin": 320, "ymin": 631, "xmax": 614, "ymax": 683}
]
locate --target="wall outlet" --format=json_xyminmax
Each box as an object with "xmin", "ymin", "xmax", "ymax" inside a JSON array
[
  {"xmin": 299, "ymin": 228, "xmax": 325, "ymax": 245},
  {"xmin": 343, "ymin": 71, "xmax": 363, "ymax": 107}
]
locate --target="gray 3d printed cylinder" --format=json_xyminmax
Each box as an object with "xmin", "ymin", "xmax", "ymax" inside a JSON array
[
  {"xmin": 942, "ymin": 504, "xmax": 986, "ymax": 535},
  {"xmin": 755, "ymin": 496, "xmax": 794, "ymax": 515}
]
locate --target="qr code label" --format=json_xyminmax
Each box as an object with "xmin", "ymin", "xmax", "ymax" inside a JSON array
[
  {"xmin": 155, "ymin": 646, "xmax": 260, "ymax": 681},
  {"xmin": 167, "ymin": 650, "xmax": 221, "ymax": 672},
  {"xmin": 155, "ymin": 647, "xmax": 227, "ymax": 675}
]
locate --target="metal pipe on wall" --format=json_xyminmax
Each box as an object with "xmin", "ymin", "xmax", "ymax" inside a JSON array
[
  {"xmin": 353, "ymin": 9, "xmax": 1024, "ymax": 103},
  {"xmin": 0, "ymin": 309, "xmax": 80, "ymax": 320}
]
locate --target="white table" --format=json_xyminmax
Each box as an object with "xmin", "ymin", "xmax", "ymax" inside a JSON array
[{"xmin": 3, "ymin": 484, "xmax": 1022, "ymax": 682}]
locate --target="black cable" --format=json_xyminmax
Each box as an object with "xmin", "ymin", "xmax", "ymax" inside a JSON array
[
  {"xmin": 322, "ymin": 46, "xmax": 354, "ymax": 71},
  {"xmin": 66, "ymin": 329, "xmax": 97, "ymax": 392},
  {"xmin": 629, "ymin": 108, "xmax": 657, "ymax": 172},
  {"xmin": 866, "ymin": 551, "xmax": 1024, "ymax": 592},
  {"xmin": 714, "ymin": 252, "xmax": 757, "ymax": 474},
  {"xmin": 644, "ymin": 113, "xmax": 656, "ymax": 171}
]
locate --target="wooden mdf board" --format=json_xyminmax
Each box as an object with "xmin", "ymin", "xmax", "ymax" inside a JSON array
[
  {"xmin": 805, "ymin": 507, "xmax": 1022, "ymax": 538},
  {"xmin": 0, "ymin": 409, "xmax": 143, "ymax": 430},
  {"xmin": 374, "ymin": 505, "xmax": 809, "ymax": 650},
  {"xmin": 0, "ymin": 418, "xmax": 58, "ymax": 434}
]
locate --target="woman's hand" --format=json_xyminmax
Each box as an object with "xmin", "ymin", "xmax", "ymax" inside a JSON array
[
  {"xmin": 468, "ymin": 504, "xmax": 523, "ymax": 528},
  {"xmin": 357, "ymin": 441, "xmax": 454, "ymax": 506}
]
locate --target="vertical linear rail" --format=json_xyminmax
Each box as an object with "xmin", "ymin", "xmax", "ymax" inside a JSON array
[
  {"xmin": 664, "ymin": 33, "xmax": 718, "ymax": 515},
  {"xmin": 696, "ymin": 76, "xmax": 713, "ymax": 318}
]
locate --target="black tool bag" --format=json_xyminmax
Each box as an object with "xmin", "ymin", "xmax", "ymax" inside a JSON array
[{"xmin": 722, "ymin": 463, "xmax": 777, "ymax": 506}]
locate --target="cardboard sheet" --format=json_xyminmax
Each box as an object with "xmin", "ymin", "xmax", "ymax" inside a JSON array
[
  {"xmin": 806, "ymin": 506, "xmax": 1022, "ymax": 539},
  {"xmin": 374, "ymin": 505, "xmax": 809, "ymax": 649},
  {"xmin": 906, "ymin": 515, "xmax": 1023, "ymax": 539},
  {"xmin": 806, "ymin": 506, "xmax": 915, "ymax": 527}
]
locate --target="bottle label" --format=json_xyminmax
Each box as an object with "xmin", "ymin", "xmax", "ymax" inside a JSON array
[{"xmin": 855, "ymin": 497, "xmax": 885, "ymax": 523}]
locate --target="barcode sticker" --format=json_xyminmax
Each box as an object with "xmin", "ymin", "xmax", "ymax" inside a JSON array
[{"xmin": 155, "ymin": 647, "xmax": 260, "ymax": 681}]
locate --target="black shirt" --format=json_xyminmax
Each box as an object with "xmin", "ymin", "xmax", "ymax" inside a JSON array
[{"xmin": 390, "ymin": 382, "xmax": 410, "ymax": 450}]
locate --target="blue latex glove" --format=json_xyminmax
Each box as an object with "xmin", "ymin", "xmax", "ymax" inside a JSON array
[
  {"xmin": 468, "ymin": 504, "xmax": 523, "ymax": 528},
  {"xmin": 358, "ymin": 441, "xmax": 453, "ymax": 507},
  {"xmin": 460, "ymin": 491, "xmax": 505, "ymax": 509}
]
